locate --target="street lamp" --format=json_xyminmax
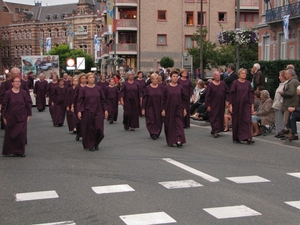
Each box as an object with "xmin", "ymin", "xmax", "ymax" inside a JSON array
[
  {"xmin": 199, "ymin": 0, "xmax": 204, "ymax": 79},
  {"xmin": 236, "ymin": 0, "xmax": 240, "ymax": 70}
]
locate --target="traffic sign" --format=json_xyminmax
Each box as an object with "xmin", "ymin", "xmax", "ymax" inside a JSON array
[{"xmin": 77, "ymin": 57, "xmax": 85, "ymax": 70}]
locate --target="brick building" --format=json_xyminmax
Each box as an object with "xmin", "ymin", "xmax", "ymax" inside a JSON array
[{"xmin": 257, "ymin": 0, "xmax": 300, "ymax": 61}]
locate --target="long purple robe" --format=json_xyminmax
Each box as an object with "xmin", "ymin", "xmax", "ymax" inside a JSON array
[
  {"xmin": 105, "ymin": 85, "xmax": 119, "ymax": 122},
  {"xmin": 142, "ymin": 85, "xmax": 164, "ymax": 137},
  {"xmin": 77, "ymin": 85, "xmax": 107, "ymax": 149},
  {"xmin": 65, "ymin": 87, "xmax": 77, "ymax": 131},
  {"xmin": 2, "ymin": 89, "xmax": 32, "ymax": 156},
  {"xmin": 162, "ymin": 84, "xmax": 186, "ymax": 146},
  {"xmin": 64, "ymin": 80, "xmax": 71, "ymax": 88},
  {"xmin": 136, "ymin": 79, "xmax": 146, "ymax": 116},
  {"xmin": 228, "ymin": 79, "xmax": 254, "ymax": 142},
  {"xmin": 178, "ymin": 78, "xmax": 193, "ymax": 128},
  {"xmin": 34, "ymin": 80, "xmax": 48, "ymax": 111},
  {"xmin": 47, "ymin": 82, "xmax": 58, "ymax": 119},
  {"xmin": 120, "ymin": 81, "xmax": 140, "ymax": 130},
  {"xmin": 72, "ymin": 85, "xmax": 85, "ymax": 138},
  {"xmin": 97, "ymin": 80, "xmax": 109, "ymax": 90},
  {"xmin": 205, "ymin": 81, "xmax": 228, "ymax": 134},
  {"xmin": 52, "ymin": 86, "xmax": 68, "ymax": 126}
]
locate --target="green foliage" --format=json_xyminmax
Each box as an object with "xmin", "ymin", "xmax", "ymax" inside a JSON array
[
  {"xmin": 160, "ymin": 56, "xmax": 174, "ymax": 68},
  {"xmin": 48, "ymin": 44, "xmax": 95, "ymax": 73}
]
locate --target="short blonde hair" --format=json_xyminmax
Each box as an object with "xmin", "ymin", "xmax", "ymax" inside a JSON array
[
  {"xmin": 150, "ymin": 73, "xmax": 158, "ymax": 80},
  {"xmin": 238, "ymin": 68, "xmax": 247, "ymax": 75}
]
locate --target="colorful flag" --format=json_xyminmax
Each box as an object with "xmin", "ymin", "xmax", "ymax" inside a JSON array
[
  {"xmin": 46, "ymin": 37, "xmax": 51, "ymax": 53},
  {"xmin": 94, "ymin": 35, "xmax": 100, "ymax": 63},
  {"xmin": 68, "ymin": 23, "xmax": 74, "ymax": 49},
  {"xmin": 283, "ymin": 15, "xmax": 289, "ymax": 40}
]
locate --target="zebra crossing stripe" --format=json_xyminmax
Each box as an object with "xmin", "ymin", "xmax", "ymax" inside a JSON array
[
  {"xmin": 162, "ymin": 158, "xmax": 220, "ymax": 182},
  {"xmin": 226, "ymin": 175, "xmax": 270, "ymax": 184},
  {"xmin": 92, "ymin": 184, "xmax": 135, "ymax": 194},
  {"xmin": 204, "ymin": 205, "xmax": 261, "ymax": 219},
  {"xmin": 15, "ymin": 190, "xmax": 59, "ymax": 202},
  {"xmin": 120, "ymin": 212, "xmax": 176, "ymax": 225},
  {"xmin": 159, "ymin": 180, "xmax": 203, "ymax": 189},
  {"xmin": 287, "ymin": 172, "xmax": 300, "ymax": 179},
  {"xmin": 285, "ymin": 201, "xmax": 300, "ymax": 210},
  {"xmin": 32, "ymin": 221, "xmax": 76, "ymax": 225}
]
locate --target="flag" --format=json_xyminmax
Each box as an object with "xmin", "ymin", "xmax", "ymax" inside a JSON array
[
  {"xmin": 94, "ymin": 35, "xmax": 100, "ymax": 63},
  {"xmin": 68, "ymin": 23, "xmax": 74, "ymax": 49},
  {"xmin": 283, "ymin": 15, "xmax": 290, "ymax": 40},
  {"xmin": 46, "ymin": 37, "xmax": 51, "ymax": 53},
  {"xmin": 106, "ymin": 0, "xmax": 114, "ymax": 34},
  {"xmin": 39, "ymin": 38, "xmax": 44, "ymax": 55}
]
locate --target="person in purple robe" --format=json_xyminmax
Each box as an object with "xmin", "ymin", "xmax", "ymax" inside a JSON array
[
  {"xmin": 77, "ymin": 73, "xmax": 108, "ymax": 151},
  {"xmin": 66, "ymin": 76, "xmax": 78, "ymax": 133},
  {"xmin": 135, "ymin": 71, "xmax": 146, "ymax": 116},
  {"xmin": 162, "ymin": 70, "xmax": 187, "ymax": 147},
  {"xmin": 178, "ymin": 69, "xmax": 194, "ymax": 128},
  {"xmin": 52, "ymin": 78, "xmax": 68, "ymax": 127},
  {"xmin": 2, "ymin": 76, "xmax": 32, "ymax": 157},
  {"xmin": 97, "ymin": 74, "xmax": 109, "ymax": 90},
  {"xmin": 205, "ymin": 71, "xmax": 229, "ymax": 138},
  {"xmin": 229, "ymin": 68, "xmax": 255, "ymax": 144},
  {"xmin": 120, "ymin": 71, "xmax": 141, "ymax": 131},
  {"xmin": 63, "ymin": 73, "xmax": 71, "ymax": 88},
  {"xmin": 47, "ymin": 73, "xmax": 59, "ymax": 120},
  {"xmin": 72, "ymin": 73, "xmax": 87, "ymax": 141},
  {"xmin": 34, "ymin": 73, "xmax": 48, "ymax": 112},
  {"xmin": 142, "ymin": 73, "xmax": 164, "ymax": 140},
  {"xmin": 105, "ymin": 78, "xmax": 119, "ymax": 124},
  {"xmin": 22, "ymin": 73, "xmax": 34, "ymax": 90},
  {"xmin": 157, "ymin": 74, "xmax": 166, "ymax": 87}
]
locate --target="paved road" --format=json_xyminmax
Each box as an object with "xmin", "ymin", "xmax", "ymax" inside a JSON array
[{"xmin": 1, "ymin": 106, "xmax": 300, "ymax": 225}]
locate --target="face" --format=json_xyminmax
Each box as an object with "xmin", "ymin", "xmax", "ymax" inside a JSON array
[
  {"xmin": 151, "ymin": 76, "xmax": 158, "ymax": 85},
  {"xmin": 138, "ymin": 72, "xmax": 143, "ymax": 78},
  {"xmin": 157, "ymin": 76, "xmax": 162, "ymax": 82},
  {"xmin": 285, "ymin": 71, "xmax": 291, "ymax": 80},
  {"xmin": 213, "ymin": 72, "xmax": 220, "ymax": 81},
  {"xmin": 59, "ymin": 80, "xmax": 64, "ymax": 86},
  {"xmin": 80, "ymin": 76, "xmax": 87, "ymax": 85},
  {"xmin": 181, "ymin": 71, "xmax": 187, "ymax": 77},
  {"xmin": 279, "ymin": 73, "xmax": 286, "ymax": 83},
  {"xmin": 12, "ymin": 78, "xmax": 21, "ymax": 88},
  {"xmin": 40, "ymin": 75, "xmax": 45, "ymax": 81},
  {"xmin": 109, "ymin": 79, "xmax": 115, "ymax": 86},
  {"xmin": 87, "ymin": 75, "xmax": 95, "ymax": 84},
  {"xmin": 171, "ymin": 73, "xmax": 179, "ymax": 83},
  {"xmin": 239, "ymin": 70, "xmax": 247, "ymax": 79},
  {"xmin": 101, "ymin": 75, "xmax": 105, "ymax": 81},
  {"xmin": 128, "ymin": 73, "xmax": 134, "ymax": 80},
  {"xmin": 227, "ymin": 67, "xmax": 232, "ymax": 73},
  {"xmin": 52, "ymin": 74, "xmax": 58, "ymax": 82},
  {"xmin": 63, "ymin": 74, "xmax": 68, "ymax": 79},
  {"xmin": 73, "ymin": 78, "xmax": 78, "ymax": 86}
]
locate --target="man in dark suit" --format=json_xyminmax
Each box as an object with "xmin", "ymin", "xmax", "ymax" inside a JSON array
[{"xmin": 224, "ymin": 63, "xmax": 238, "ymax": 89}]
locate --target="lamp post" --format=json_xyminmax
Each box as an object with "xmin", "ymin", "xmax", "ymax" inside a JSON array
[
  {"xmin": 199, "ymin": 0, "xmax": 203, "ymax": 79},
  {"xmin": 236, "ymin": 0, "xmax": 240, "ymax": 71},
  {"xmin": 113, "ymin": 0, "xmax": 117, "ymax": 73}
]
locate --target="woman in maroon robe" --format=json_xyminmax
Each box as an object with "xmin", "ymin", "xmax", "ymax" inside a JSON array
[
  {"xmin": 47, "ymin": 73, "xmax": 58, "ymax": 120},
  {"xmin": 72, "ymin": 73, "xmax": 87, "ymax": 141},
  {"xmin": 135, "ymin": 71, "xmax": 146, "ymax": 116},
  {"xmin": 52, "ymin": 79, "xmax": 68, "ymax": 127},
  {"xmin": 34, "ymin": 73, "xmax": 48, "ymax": 112},
  {"xmin": 229, "ymin": 68, "xmax": 254, "ymax": 144},
  {"xmin": 142, "ymin": 73, "xmax": 164, "ymax": 140},
  {"xmin": 178, "ymin": 69, "xmax": 194, "ymax": 128},
  {"xmin": 105, "ymin": 78, "xmax": 119, "ymax": 124},
  {"xmin": 205, "ymin": 71, "xmax": 229, "ymax": 138},
  {"xmin": 162, "ymin": 70, "xmax": 187, "ymax": 147},
  {"xmin": 66, "ymin": 76, "xmax": 78, "ymax": 132},
  {"xmin": 77, "ymin": 73, "xmax": 108, "ymax": 151},
  {"xmin": 97, "ymin": 74, "xmax": 109, "ymax": 90},
  {"xmin": 120, "ymin": 71, "xmax": 141, "ymax": 131},
  {"xmin": 2, "ymin": 76, "xmax": 32, "ymax": 157}
]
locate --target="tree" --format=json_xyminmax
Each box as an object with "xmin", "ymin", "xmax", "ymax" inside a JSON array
[
  {"xmin": 48, "ymin": 44, "xmax": 95, "ymax": 74},
  {"xmin": 160, "ymin": 56, "xmax": 174, "ymax": 68}
]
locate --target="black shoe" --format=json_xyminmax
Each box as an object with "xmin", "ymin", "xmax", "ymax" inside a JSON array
[
  {"xmin": 247, "ymin": 139, "xmax": 255, "ymax": 144},
  {"xmin": 176, "ymin": 142, "xmax": 183, "ymax": 147},
  {"xmin": 19, "ymin": 154, "xmax": 26, "ymax": 157},
  {"xmin": 89, "ymin": 147, "xmax": 95, "ymax": 151},
  {"xmin": 288, "ymin": 134, "xmax": 299, "ymax": 141},
  {"xmin": 73, "ymin": 130, "xmax": 77, "ymax": 134},
  {"xmin": 58, "ymin": 123, "xmax": 63, "ymax": 127},
  {"xmin": 95, "ymin": 145, "xmax": 99, "ymax": 150},
  {"xmin": 75, "ymin": 135, "xmax": 80, "ymax": 141},
  {"xmin": 214, "ymin": 133, "xmax": 219, "ymax": 138},
  {"xmin": 151, "ymin": 135, "xmax": 157, "ymax": 140},
  {"xmin": 234, "ymin": 140, "xmax": 241, "ymax": 144}
]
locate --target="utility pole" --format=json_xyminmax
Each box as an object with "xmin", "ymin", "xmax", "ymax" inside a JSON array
[
  {"xmin": 199, "ymin": 0, "xmax": 203, "ymax": 79},
  {"xmin": 113, "ymin": 0, "xmax": 117, "ymax": 73},
  {"xmin": 236, "ymin": 0, "xmax": 240, "ymax": 71}
]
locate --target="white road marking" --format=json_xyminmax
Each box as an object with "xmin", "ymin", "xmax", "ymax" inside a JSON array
[
  {"xmin": 159, "ymin": 180, "xmax": 203, "ymax": 189},
  {"xmin": 162, "ymin": 158, "xmax": 220, "ymax": 182},
  {"xmin": 120, "ymin": 212, "xmax": 176, "ymax": 225},
  {"xmin": 33, "ymin": 221, "xmax": 76, "ymax": 225},
  {"xmin": 226, "ymin": 175, "xmax": 270, "ymax": 184},
  {"xmin": 285, "ymin": 201, "xmax": 300, "ymax": 210},
  {"xmin": 15, "ymin": 190, "xmax": 59, "ymax": 202},
  {"xmin": 203, "ymin": 205, "xmax": 262, "ymax": 219},
  {"xmin": 92, "ymin": 184, "xmax": 135, "ymax": 194},
  {"xmin": 287, "ymin": 172, "xmax": 300, "ymax": 179}
]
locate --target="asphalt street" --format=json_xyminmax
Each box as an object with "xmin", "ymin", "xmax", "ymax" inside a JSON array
[{"xmin": 1, "ymin": 106, "xmax": 300, "ymax": 225}]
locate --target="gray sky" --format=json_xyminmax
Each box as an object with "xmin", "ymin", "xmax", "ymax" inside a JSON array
[{"xmin": 7, "ymin": 0, "xmax": 78, "ymax": 6}]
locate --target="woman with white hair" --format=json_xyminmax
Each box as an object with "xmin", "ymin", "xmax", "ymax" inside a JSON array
[
  {"xmin": 252, "ymin": 63, "xmax": 264, "ymax": 90},
  {"xmin": 251, "ymin": 90, "xmax": 275, "ymax": 136}
]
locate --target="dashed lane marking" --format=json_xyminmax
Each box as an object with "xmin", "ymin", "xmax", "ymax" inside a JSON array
[
  {"xmin": 285, "ymin": 201, "xmax": 300, "ymax": 210},
  {"xmin": 287, "ymin": 172, "xmax": 300, "ymax": 179},
  {"xmin": 15, "ymin": 190, "xmax": 59, "ymax": 202},
  {"xmin": 120, "ymin": 211, "xmax": 176, "ymax": 225},
  {"xmin": 226, "ymin": 175, "xmax": 271, "ymax": 184},
  {"xmin": 159, "ymin": 180, "xmax": 203, "ymax": 189},
  {"xmin": 92, "ymin": 184, "xmax": 135, "ymax": 194},
  {"xmin": 32, "ymin": 221, "xmax": 76, "ymax": 225},
  {"xmin": 203, "ymin": 205, "xmax": 262, "ymax": 219}
]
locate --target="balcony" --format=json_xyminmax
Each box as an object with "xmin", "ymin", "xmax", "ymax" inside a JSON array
[
  {"xmin": 115, "ymin": 19, "xmax": 137, "ymax": 30},
  {"xmin": 240, "ymin": 0, "xmax": 258, "ymax": 7},
  {"xmin": 115, "ymin": 0, "xmax": 137, "ymax": 7},
  {"xmin": 266, "ymin": 2, "xmax": 300, "ymax": 23},
  {"xmin": 100, "ymin": 43, "xmax": 137, "ymax": 57},
  {"xmin": 239, "ymin": 21, "xmax": 259, "ymax": 29}
]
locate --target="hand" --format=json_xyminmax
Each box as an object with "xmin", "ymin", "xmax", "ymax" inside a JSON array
[
  {"xmin": 251, "ymin": 104, "xmax": 254, "ymax": 113},
  {"xmin": 3, "ymin": 118, "xmax": 6, "ymax": 125},
  {"xmin": 34, "ymin": 94, "xmax": 37, "ymax": 97},
  {"xmin": 71, "ymin": 107, "xmax": 74, "ymax": 112},
  {"xmin": 27, "ymin": 116, "xmax": 30, "ymax": 122},
  {"xmin": 252, "ymin": 111, "xmax": 257, "ymax": 115},
  {"xmin": 288, "ymin": 107, "xmax": 296, "ymax": 112},
  {"xmin": 183, "ymin": 109, "xmax": 187, "ymax": 117},
  {"xmin": 120, "ymin": 99, "xmax": 124, "ymax": 106},
  {"xmin": 207, "ymin": 106, "xmax": 211, "ymax": 112},
  {"xmin": 104, "ymin": 110, "xmax": 108, "ymax": 118},
  {"xmin": 78, "ymin": 112, "xmax": 82, "ymax": 120},
  {"xmin": 225, "ymin": 101, "xmax": 229, "ymax": 108},
  {"xmin": 66, "ymin": 106, "xmax": 70, "ymax": 111},
  {"xmin": 141, "ymin": 109, "xmax": 145, "ymax": 116},
  {"xmin": 51, "ymin": 102, "xmax": 54, "ymax": 106},
  {"xmin": 161, "ymin": 110, "xmax": 165, "ymax": 117}
]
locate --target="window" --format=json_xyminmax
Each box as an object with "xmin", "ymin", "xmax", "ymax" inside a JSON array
[
  {"xmin": 157, "ymin": 34, "xmax": 167, "ymax": 45},
  {"xmin": 40, "ymin": 30, "xmax": 44, "ymax": 38},
  {"xmin": 197, "ymin": 12, "xmax": 206, "ymax": 26},
  {"xmin": 55, "ymin": 28, "xmax": 59, "ymax": 38},
  {"xmin": 28, "ymin": 30, "xmax": 32, "ymax": 39},
  {"xmin": 2, "ymin": 32, "xmax": 5, "ymax": 40},
  {"xmin": 2, "ymin": 46, "xmax": 5, "ymax": 58},
  {"xmin": 14, "ymin": 46, "xmax": 18, "ymax": 58},
  {"xmin": 24, "ymin": 30, "xmax": 27, "ymax": 39},
  {"xmin": 15, "ymin": 8, "xmax": 19, "ymax": 13},
  {"xmin": 48, "ymin": 29, "xmax": 51, "ymax": 37},
  {"xmin": 18, "ymin": 31, "xmax": 22, "ymax": 39},
  {"xmin": 218, "ymin": 12, "xmax": 227, "ymax": 22},
  {"xmin": 14, "ymin": 31, "xmax": 17, "ymax": 40},
  {"xmin": 263, "ymin": 36, "xmax": 270, "ymax": 61},
  {"xmin": 29, "ymin": 45, "xmax": 32, "ymax": 55},
  {"xmin": 96, "ymin": 25, "xmax": 101, "ymax": 33},
  {"xmin": 157, "ymin": 10, "xmax": 167, "ymax": 21},
  {"xmin": 279, "ymin": 33, "xmax": 286, "ymax": 59},
  {"xmin": 79, "ymin": 44, "xmax": 88, "ymax": 53},
  {"xmin": 19, "ymin": 46, "xmax": 22, "ymax": 57},
  {"xmin": 62, "ymin": 28, "xmax": 67, "ymax": 37},
  {"xmin": 186, "ymin": 12, "xmax": 194, "ymax": 25},
  {"xmin": 24, "ymin": 46, "xmax": 27, "ymax": 55},
  {"xmin": 185, "ymin": 35, "xmax": 194, "ymax": 49}
]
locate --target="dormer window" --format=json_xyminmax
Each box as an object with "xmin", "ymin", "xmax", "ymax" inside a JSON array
[
  {"xmin": 46, "ymin": 14, "xmax": 52, "ymax": 20},
  {"xmin": 53, "ymin": 13, "xmax": 59, "ymax": 20},
  {"xmin": 61, "ymin": 12, "xmax": 67, "ymax": 19}
]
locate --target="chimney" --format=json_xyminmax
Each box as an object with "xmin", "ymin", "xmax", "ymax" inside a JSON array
[{"xmin": 34, "ymin": 1, "xmax": 42, "ymax": 6}]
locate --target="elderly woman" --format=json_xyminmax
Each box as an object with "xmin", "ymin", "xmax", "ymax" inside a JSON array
[
  {"xmin": 120, "ymin": 71, "xmax": 141, "ymax": 131},
  {"xmin": 142, "ymin": 73, "xmax": 164, "ymax": 140},
  {"xmin": 251, "ymin": 90, "xmax": 275, "ymax": 136},
  {"xmin": 229, "ymin": 68, "xmax": 254, "ymax": 144},
  {"xmin": 272, "ymin": 70, "xmax": 287, "ymax": 137}
]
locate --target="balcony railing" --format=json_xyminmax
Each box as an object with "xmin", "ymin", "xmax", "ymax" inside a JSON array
[
  {"xmin": 239, "ymin": 21, "xmax": 259, "ymax": 29},
  {"xmin": 240, "ymin": 0, "xmax": 259, "ymax": 7},
  {"xmin": 115, "ymin": 19, "xmax": 137, "ymax": 29},
  {"xmin": 266, "ymin": 2, "xmax": 300, "ymax": 22}
]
